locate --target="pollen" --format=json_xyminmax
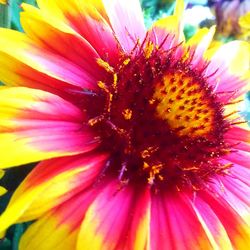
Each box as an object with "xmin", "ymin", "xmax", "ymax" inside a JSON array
[
  {"xmin": 144, "ymin": 41, "xmax": 154, "ymax": 59},
  {"xmin": 141, "ymin": 146, "xmax": 159, "ymax": 159},
  {"xmin": 122, "ymin": 108, "xmax": 133, "ymax": 120},
  {"xmin": 96, "ymin": 58, "xmax": 114, "ymax": 73},
  {"xmin": 123, "ymin": 58, "xmax": 130, "ymax": 66}
]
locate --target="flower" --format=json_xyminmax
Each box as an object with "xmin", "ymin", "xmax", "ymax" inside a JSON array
[
  {"xmin": 0, "ymin": 0, "xmax": 250, "ymax": 249},
  {"xmin": 209, "ymin": 0, "xmax": 250, "ymax": 39}
]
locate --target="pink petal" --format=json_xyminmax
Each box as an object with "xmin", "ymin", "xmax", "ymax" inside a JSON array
[
  {"xmin": 150, "ymin": 191, "xmax": 212, "ymax": 250},
  {"xmin": 199, "ymin": 190, "xmax": 250, "ymax": 248},
  {"xmin": 102, "ymin": 0, "xmax": 146, "ymax": 52}
]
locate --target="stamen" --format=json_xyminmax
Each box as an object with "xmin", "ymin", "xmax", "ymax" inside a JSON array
[
  {"xmin": 113, "ymin": 73, "xmax": 118, "ymax": 92},
  {"xmin": 97, "ymin": 81, "xmax": 113, "ymax": 113},
  {"xmin": 223, "ymin": 110, "xmax": 239, "ymax": 118},
  {"xmin": 144, "ymin": 41, "xmax": 154, "ymax": 59},
  {"xmin": 225, "ymin": 99, "xmax": 243, "ymax": 105},
  {"xmin": 119, "ymin": 161, "xmax": 128, "ymax": 181},
  {"xmin": 88, "ymin": 115, "xmax": 105, "ymax": 126},
  {"xmin": 96, "ymin": 58, "xmax": 114, "ymax": 73},
  {"xmin": 97, "ymin": 81, "xmax": 109, "ymax": 93}
]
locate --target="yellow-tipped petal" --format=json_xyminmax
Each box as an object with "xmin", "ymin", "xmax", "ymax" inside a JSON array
[
  {"xmin": 186, "ymin": 26, "xmax": 216, "ymax": 64},
  {"xmin": 0, "ymin": 170, "xmax": 6, "ymax": 196},
  {"xmin": 0, "ymin": 169, "xmax": 4, "ymax": 179},
  {"xmin": 174, "ymin": 0, "xmax": 185, "ymax": 19},
  {"xmin": 151, "ymin": 0, "xmax": 185, "ymax": 42},
  {"xmin": 19, "ymin": 214, "xmax": 78, "ymax": 250},
  {"xmin": 0, "ymin": 87, "xmax": 96, "ymax": 169},
  {"xmin": 187, "ymin": 26, "xmax": 216, "ymax": 51},
  {"xmin": 0, "ymin": 186, "xmax": 7, "ymax": 196},
  {"xmin": 206, "ymin": 41, "xmax": 250, "ymax": 76},
  {"xmin": 0, "ymin": 165, "xmax": 92, "ymax": 234}
]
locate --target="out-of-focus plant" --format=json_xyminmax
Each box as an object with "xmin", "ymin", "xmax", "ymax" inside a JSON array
[
  {"xmin": 0, "ymin": 0, "xmax": 37, "ymax": 30},
  {"xmin": 208, "ymin": 0, "xmax": 250, "ymax": 41},
  {"xmin": 140, "ymin": 0, "xmax": 176, "ymax": 27},
  {"xmin": 239, "ymin": 11, "xmax": 250, "ymax": 41}
]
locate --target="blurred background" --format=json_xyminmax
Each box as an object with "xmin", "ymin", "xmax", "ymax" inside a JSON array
[{"xmin": 0, "ymin": 0, "xmax": 249, "ymax": 249}]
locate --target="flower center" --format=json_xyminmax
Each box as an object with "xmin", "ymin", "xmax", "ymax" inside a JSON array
[{"xmin": 88, "ymin": 42, "xmax": 232, "ymax": 191}]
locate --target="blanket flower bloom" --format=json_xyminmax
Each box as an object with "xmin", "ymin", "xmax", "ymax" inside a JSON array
[{"xmin": 0, "ymin": 0, "xmax": 250, "ymax": 249}]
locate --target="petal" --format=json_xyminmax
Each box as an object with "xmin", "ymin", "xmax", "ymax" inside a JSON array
[
  {"xmin": 205, "ymin": 41, "xmax": 250, "ymax": 92},
  {"xmin": 76, "ymin": 182, "xmax": 150, "ymax": 250},
  {"xmin": 19, "ymin": 214, "xmax": 79, "ymax": 250},
  {"xmin": 0, "ymin": 29, "xmax": 99, "ymax": 92},
  {"xmin": 150, "ymin": 192, "xmax": 173, "ymax": 249},
  {"xmin": 76, "ymin": 181, "xmax": 134, "ymax": 250},
  {"xmin": 199, "ymin": 190, "xmax": 250, "ymax": 249},
  {"xmin": 225, "ymin": 126, "xmax": 250, "ymax": 152},
  {"xmin": 0, "ymin": 187, "xmax": 7, "ymax": 196},
  {"xmin": 221, "ymin": 158, "xmax": 250, "ymax": 186},
  {"xmin": 193, "ymin": 195, "xmax": 234, "ymax": 249},
  {"xmin": 0, "ymin": 169, "xmax": 4, "ymax": 179},
  {"xmin": 150, "ymin": 0, "xmax": 185, "ymax": 47},
  {"xmin": 0, "ymin": 153, "xmax": 107, "ymax": 234},
  {"xmin": 223, "ymin": 151, "xmax": 250, "ymax": 168},
  {"xmin": 0, "ymin": 87, "xmax": 99, "ymax": 168},
  {"xmin": 20, "ymin": 4, "xmax": 101, "ymax": 78},
  {"xmin": 127, "ymin": 187, "xmax": 150, "ymax": 250},
  {"xmin": 102, "ymin": 0, "xmax": 146, "ymax": 52},
  {"xmin": 221, "ymin": 175, "xmax": 250, "ymax": 226},
  {"xmin": 151, "ymin": 191, "xmax": 212, "ymax": 250},
  {"xmin": 19, "ymin": 182, "xmax": 105, "ymax": 250},
  {"xmin": 187, "ymin": 26, "xmax": 216, "ymax": 66},
  {"xmin": 11, "ymin": 154, "xmax": 108, "ymax": 222},
  {"xmin": 36, "ymin": 0, "xmax": 120, "ymax": 63}
]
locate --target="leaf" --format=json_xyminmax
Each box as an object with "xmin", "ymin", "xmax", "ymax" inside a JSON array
[{"xmin": 0, "ymin": 0, "xmax": 11, "ymax": 28}]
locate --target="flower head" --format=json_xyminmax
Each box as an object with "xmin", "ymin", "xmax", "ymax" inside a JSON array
[{"xmin": 0, "ymin": 0, "xmax": 250, "ymax": 249}]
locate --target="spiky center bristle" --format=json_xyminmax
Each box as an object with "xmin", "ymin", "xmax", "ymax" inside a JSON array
[{"xmin": 87, "ymin": 41, "xmax": 233, "ymax": 191}]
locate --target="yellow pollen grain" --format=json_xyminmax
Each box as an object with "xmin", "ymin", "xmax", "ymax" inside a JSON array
[
  {"xmin": 158, "ymin": 175, "xmax": 164, "ymax": 181},
  {"xmin": 149, "ymin": 98, "xmax": 156, "ymax": 105},
  {"xmin": 97, "ymin": 81, "xmax": 109, "ymax": 93},
  {"xmin": 123, "ymin": 58, "xmax": 130, "ymax": 65},
  {"xmin": 96, "ymin": 58, "xmax": 114, "ymax": 73},
  {"xmin": 141, "ymin": 146, "xmax": 159, "ymax": 159},
  {"xmin": 88, "ymin": 115, "xmax": 105, "ymax": 126},
  {"xmin": 122, "ymin": 108, "xmax": 133, "ymax": 120},
  {"xmin": 141, "ymin": 150, "xmax": 151, "ymax": 159},
  {"xmin": 144, "ymin": 41, "xmax": 154, "ymax": 59},
  {"xmin": 113, "ymin": 73, "xmax": 118, "ymax": 91},
  {"xmin": 181, "ymin": 166, "xmax": 199, "ymax": 171},
  {"xmin": 143, "ymin": 161, "xmax": 150, "ymax": 169},
  {"xmin": 143, "ymin": 162, "xmax": 164, "ymax": 184}
]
